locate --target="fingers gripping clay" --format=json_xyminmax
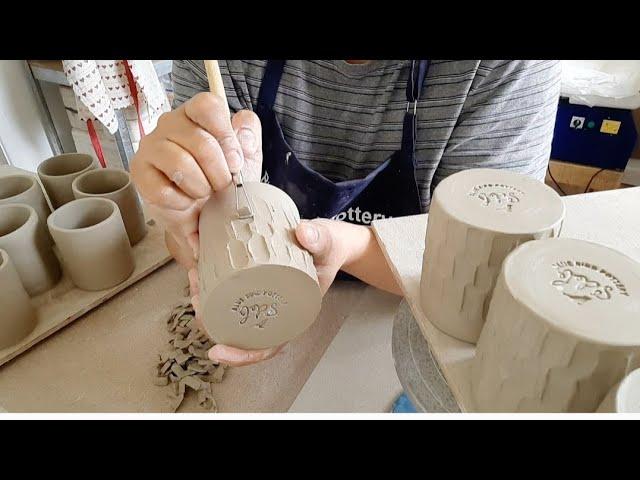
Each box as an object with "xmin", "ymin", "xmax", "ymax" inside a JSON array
[{"xmin": 198, "ymin": 182, "xmax": 322, "ymax": 350}]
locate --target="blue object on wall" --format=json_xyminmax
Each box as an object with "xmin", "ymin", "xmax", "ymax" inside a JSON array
[{"xmin": 551, "ymin": 99, "xmax": 638, "ymax": 171}]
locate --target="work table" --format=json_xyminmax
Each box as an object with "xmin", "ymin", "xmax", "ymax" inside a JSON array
[
  {"xmin": 1, "ymin": 184, "xmax": 638, "ymax": 413},
  {"xmin": 0, "ymin": 260, "xmax": 397, "ymax": 412},
  {"xmin": 0, "ymin": 163, "xmax": 402, "ymax": 412}
]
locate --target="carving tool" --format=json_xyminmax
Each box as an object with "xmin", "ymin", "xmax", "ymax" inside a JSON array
[{"xmin": 203, "ymin": 60, "xmax": 255, "ymax": 220}]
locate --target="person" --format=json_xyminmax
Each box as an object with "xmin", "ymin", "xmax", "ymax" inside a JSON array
[{"xmin": 131, "ymin": 60, "xmax": 561, "ymax": 368}]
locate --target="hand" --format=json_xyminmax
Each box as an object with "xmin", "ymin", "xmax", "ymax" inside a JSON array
[
  {"xmin": 130, "ymin": 92, "xmax": 263, "ymax": 270},
  {"xmin": 191, "ymin": 218, "xmax": 355, "ymax": 367}
]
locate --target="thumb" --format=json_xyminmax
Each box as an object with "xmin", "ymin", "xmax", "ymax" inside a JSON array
[
  {"xmin": 296, "ymin": 220, "xmax": 334, "ymax": 266},
  {"xmin": 231, "ymin": 110, "xmax": 263, "ymax": 182}
]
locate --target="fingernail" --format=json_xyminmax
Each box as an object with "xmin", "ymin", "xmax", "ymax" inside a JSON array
[
  {"xmin": 301, "ymin": 222, "xmax": 319, "ymax": 245},
  {"xmin": 208, "ymin": 346, "xmax": 222, "ymax": 363},
  {"xmin": 227, "ymin": 149, "xmax": 243, "ymax": 172},
  {"xmin": 237, "ymin": 128, "xmax": 257, "ymax": 154}
]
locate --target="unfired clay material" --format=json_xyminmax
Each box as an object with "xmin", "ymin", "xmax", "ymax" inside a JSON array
[
  {"xmin": 420, "ymin": 168, "xmax": 565, "ymax": 343},
  {"xmin": 47, "ymin": 197, "xmax": 134, "ymax": 291},
  {"xmin": 597, "ymin": 368, "xmax": 640, "ymax": 413},
  {"xmin": 0, "ymin": 174, "xmax": 52, "ymax": 238},
  {"xmin": 154, "ymin": 299, "xmax": 224, "ymax": 412},
  {"xmin": 615, "ymin": 368, "xmax": 640, "ymax": 413},
  {"xmin": 198, "ymin": 182, "xmax": 322, "ymax": 350},
  {"xmin": 72, "ymin": 168, "xmax": 147, "ymax": 245},
  {"xmin": 0, "ymin": 249, "xmax": 37, "ymax": 350},
  {"xmin": 0, "ymin": 204, "xmax": 61, "ymax": 296},
  {"xmin": 471, "ymin": 238, "xmax": 640, "ymax": 412},
  {"xmin": 37, "ymin": 153, "xmax": 96, "ymax": 209}
]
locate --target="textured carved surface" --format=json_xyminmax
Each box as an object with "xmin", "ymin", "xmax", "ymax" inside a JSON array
[
  {"xmin": 472, "ymin": 259, "xmax": 640, "ymax": 413},
  {"xmin": 200, "ymin": 189, "xmax": 317, "ymax": 292},
  {"xmin": 420, "ymin": 197, "xmax": 562, "ymax": 344},
  {"xmin": 199, "ymin": 182, "xmax": 321, "ymax": 349},
  {"xmin": 373, "ymin": 187, "xmax": 640, "ymax": 412}
]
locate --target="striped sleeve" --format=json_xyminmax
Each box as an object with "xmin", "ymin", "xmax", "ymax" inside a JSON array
[
  {"xmin": 435, "ymin": 60, "xmax": 561, "ymax": 187},
  {"xmin": 170, "ymin": 60, "xmax": 255, "ymax": 113}
]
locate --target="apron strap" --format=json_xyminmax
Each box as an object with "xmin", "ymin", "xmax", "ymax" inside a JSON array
[
  {"xmin": 401, "ymin": 60, "xmax": 430, "ymax": 163},
  {"xmin": 405, "ymin": 60, "xmax": 430, "ymax": 106},
  {"xmin": 257, "ymin": 60, "xmax": 286, "ymax": 111}
]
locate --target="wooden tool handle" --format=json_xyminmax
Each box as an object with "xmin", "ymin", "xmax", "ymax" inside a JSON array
[
  {"xmin": 204, "ymin": 60, "xmax": 229, "ymax": 114},
  {"xmin": 204, "ymin": 60, "xmax": 243, "ymax": 180}
]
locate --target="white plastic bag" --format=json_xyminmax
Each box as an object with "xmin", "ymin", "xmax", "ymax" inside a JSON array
[{"xmin": 561, "ymin": 60, "xmax": 640, "ymax": 109}]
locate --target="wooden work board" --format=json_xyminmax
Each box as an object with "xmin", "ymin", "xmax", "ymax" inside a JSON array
[
  {"xmin": 0, "ymin": 165, "xmax": 174, "ymax": 367},
  {"xmin": 372, "ymin": 187, "xmax": 640, "ymax": 411},
  {"xmin": 0, "ymin": 218, "xmax": 172, "ymax": 367},
  {"xmin": 0, "ymin": 260, "xmax": 371, "ymax": 412}
]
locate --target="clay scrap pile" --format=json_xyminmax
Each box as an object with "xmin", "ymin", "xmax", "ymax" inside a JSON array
[{"xmin": 153, "ymin": 299, "xmax": 225, "ymax": 412}]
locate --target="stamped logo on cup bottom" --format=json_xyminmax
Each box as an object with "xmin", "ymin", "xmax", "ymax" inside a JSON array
[
  {"xmin": 231, "ymin": 290, "xmax": 288, "ymax": 329},
  {"xmin": 551, "ymin": 260, "xmax": 629, "ymax": 305},
  {"xmin": 468, "ymin": 183, "xmax": 525, "ymax": 212}
]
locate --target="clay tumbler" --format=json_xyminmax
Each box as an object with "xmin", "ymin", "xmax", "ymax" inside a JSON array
[
  {"xmin": 471, "ymin": 238, "xmax": 640, "ymax": 412},
  {"xmin": 47, "ymin": 197, "xmax": 135, "ymax": 291},
  {"xmin": 198, "ymin": 182, "xmax": 322, "ymax": 350},
  {"xmin": 0, "ymin": 173, "xmax": 51, "ymax": 232},
  {"xmin": 597, "ymin": 368, "xmax": 640, "ymax": 413},
  {"xmin": 0, "ymin": 249, "xmax": 37, "ymax": 350},
  {"xmin": 420, "ymin": 168, "xmax": 565, "ymax": 344},
  {"xmin": 72, "ymin": 168, "xmax": 147, "ymax": 246},
  {"xmin": 0, "ymin": 203, "xmax": 61, "ymax": 296},
  {"xmin": 37, "ymin": 153, "xmax": 96, "ymax": 208}
]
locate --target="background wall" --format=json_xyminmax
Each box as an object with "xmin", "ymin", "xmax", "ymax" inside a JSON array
[{"xmin": 0, "ymin": 61, "xmax": 53, "ymax": 171}]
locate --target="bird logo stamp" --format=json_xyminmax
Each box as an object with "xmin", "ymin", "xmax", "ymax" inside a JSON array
[
  {"xmin": 551, "ymin": 260, "xmax": 629, "ymax": 305},
  {"xmin": 468, "ymin": 183, "xmax": 525, "ymax": 212},
  {"xmin": 231, "ymin": 290, "xmax": 287, "ymax": 329}
]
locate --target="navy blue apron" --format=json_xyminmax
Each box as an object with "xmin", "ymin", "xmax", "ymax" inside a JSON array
[{"xmin": 255, "ymin": 59, "xmax": 430, "ymax": 225}]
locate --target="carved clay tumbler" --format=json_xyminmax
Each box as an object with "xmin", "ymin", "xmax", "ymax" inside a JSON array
[
  {"xmin": 37, "ymin": 153, "xmax": 96, "ymax": 208},
  {"xmin": 0, "ymin": 249, "xmax": 36, "ymax": 350},
  {"xmin": 198, "ymin": 182, "xmax": 322, "ymax": 350},
  {"xmin": 47, "ymin": 198, "xmax": 134, "ymax": 291},
  {"xmin": 0, "ymin": 204, "xmax": 61, "ymax": 296},
  {"xmin": 72, "ymin": 168, "xmax": 147, "ymax": 245},
  {"xmin": 0, "ymin": 174, "xmax": 52, "ymax": 233},
  {"xmin": 420, "ymin": 168, "xmax": 565, "ymax": 343},
  {"xmin": 471, "ymin": 238, "xmax": 640, "ymax": 412},
  {"xmin": 597, "ymin": 368, "xmax": 640, "ymax": 413}
]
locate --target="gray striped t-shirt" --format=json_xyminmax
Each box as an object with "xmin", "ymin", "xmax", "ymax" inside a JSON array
[{"xmin": 172, "ymin": 60, "xmax": 561, "ymax": 213}]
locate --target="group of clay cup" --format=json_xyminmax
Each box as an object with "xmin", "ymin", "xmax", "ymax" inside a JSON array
[
  {"xmin": 0, "ymin": 153, "xmax": 147, "ymax": 350},
  {"xmin": 419, "ymin": 168, "xmax": 640, "ymax": 413}
]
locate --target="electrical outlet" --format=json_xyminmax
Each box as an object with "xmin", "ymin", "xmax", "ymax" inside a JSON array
[{"xmin": 570, "ymin": 116, "xmax": 585, "ymax": 129}]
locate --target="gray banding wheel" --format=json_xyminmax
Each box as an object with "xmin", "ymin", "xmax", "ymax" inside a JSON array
[{"xmin": 392, "ymin": 300, "xmax": 460, "ymax": 413}]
